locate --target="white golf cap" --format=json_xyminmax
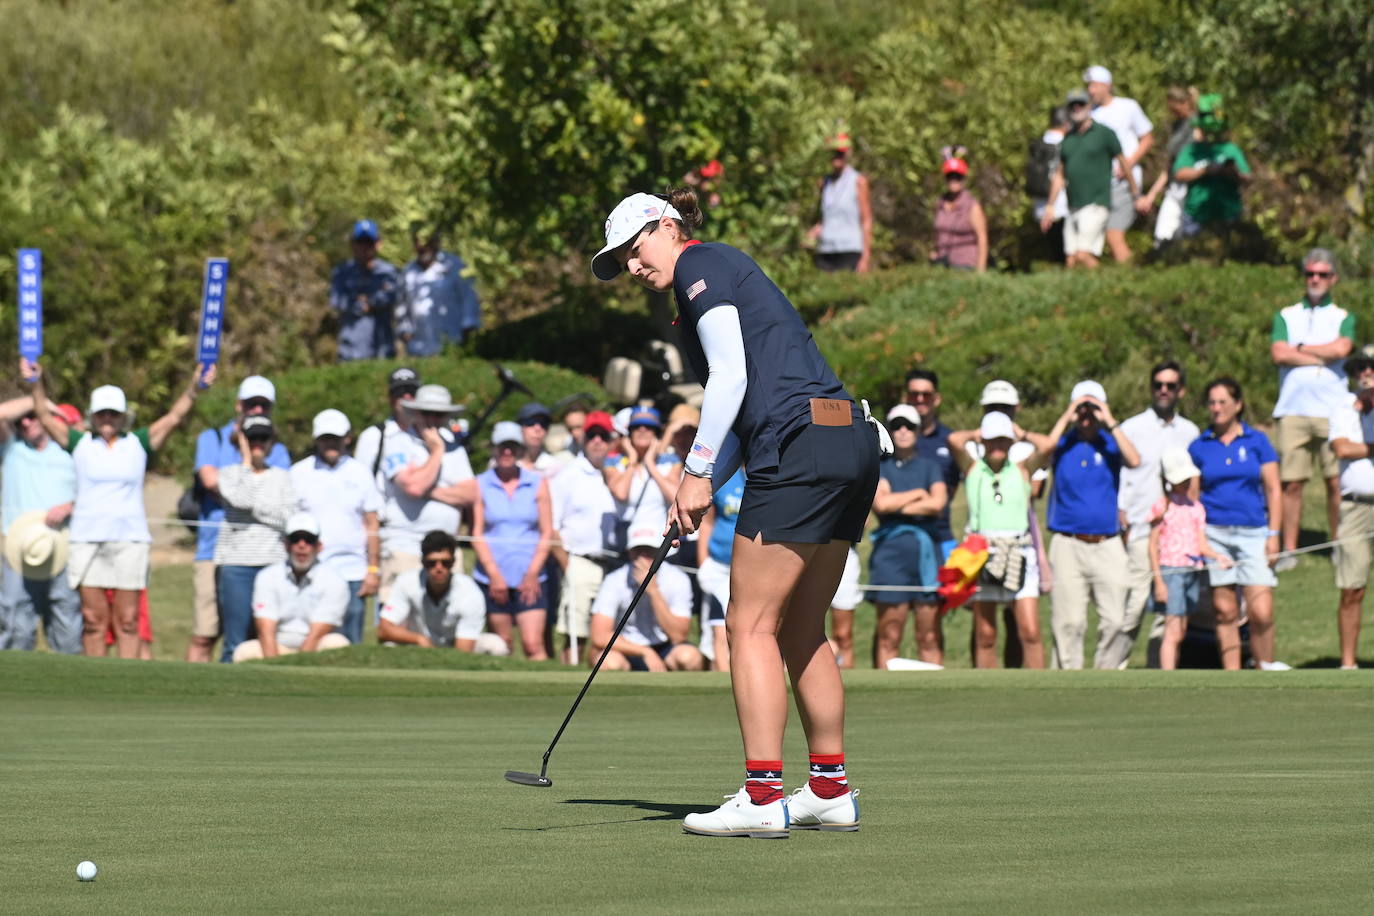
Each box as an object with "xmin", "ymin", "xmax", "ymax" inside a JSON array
[
  {"xmin": 1070, "ymin": 380, "xmax": 1108, "ymax": 404},
  {"xmin": 284, "ymin": 511, "xmax": 320, "ymax": 537},
  {"xmin": 886, "ymin": 404, "xmax": 921, "ymax": 425},
  {"xmin": 612, "ymin": 407, "xmax": 633, "ymax": 437},
  {"xmin": 1083, "ymin": 65, "xmax": 1112, "ymax": 85},
  {"xmin": 89, "ymin": 385, "xmax": 127, "ymax": 415},
  {"xmin": 237, "ymin": 375, "xmax": 276, "ymax": 403},
  {"xmin": 591, "ymin": 193, "xmax": 683, "ymax": 282},
  {"xmin": 979, "ymin": 411, "xmax": 1016, "ymax": 441},
  {"xmin": 1161, "ymin": 446, "xmax": 1201, "ymax": 485},
  {"xmin": 980, "ymin": 379, "xmax": 1020, "ymax": 407},
  {"xmin": 491, "ymin": 420, "xmax": 524, "ymax": 446},
  {"xmin": 312, "ymin": 408, "xmax": 351, "ymax": 439},
  {"xmin": 627, "ymin": 527, "xmax": 661, "ymax": 550}
]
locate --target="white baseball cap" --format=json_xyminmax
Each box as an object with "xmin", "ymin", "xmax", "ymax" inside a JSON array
[
  {"xmin": 979, "ymin": 411, "xmax": 1016, "ymax": 441},
  {"xmin": 312, "ymin": 408, "xmax": 351, "ymax": 439},
  {"xmin": 886, "ymin": 404, "xmax": 921, "ymax": 425},
  {"xmin": 89, "ymin": 385, "xmax": 127, "ymax": 415},
  {"xmin": 980, "ymin": 379, "xmax": 1020, "ymax": 407},
  {"xmin": 591, "ymin": 193, "xmax": 683, "ymax": 282},
  {"xmin": 491, "ymin": 420, "xmax": 524, "ymax": 447},
  {"xmin": 284, "ymin": 511, "xmax": 321, "ymax": 538},
  {"xmin": 1070, "ymin": 380, "xmax": 1108, "ymax": 404},
  {"xmin": 1161, "ymin": 447, "xmax": 1201, "ymax": 485},
  {"xmin": 627, "ymin": 527, "xmax": 661, "ymax": 550},
  {"xmin": 1083, "ymin": 65, "xmax": 1112, "ymax": 85},
  {"xmin": 237, "ymin": 375, "xmax": 276, "ymax": 403}
]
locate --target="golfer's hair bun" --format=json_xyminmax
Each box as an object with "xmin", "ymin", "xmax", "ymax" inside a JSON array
[{"xmin": 666, "ymin": 187, "xmax": 704, "ymax": 229}]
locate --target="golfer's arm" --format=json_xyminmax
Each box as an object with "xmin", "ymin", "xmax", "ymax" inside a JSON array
[{"xmin": 683, "ymin": 306, "xmax": 746, "ymax": 480}]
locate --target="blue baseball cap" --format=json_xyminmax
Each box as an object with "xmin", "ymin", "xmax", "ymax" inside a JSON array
[
  {"xmin": 627, "ymin": 406, "xmax": 662, "ymax": 430},
  {"xmin": 351, "ymin": 219, "xmax": 380, "ymax": 242},
  {"xmin": 517, "ymin": 402, "xmax": 552, "ymax": 424}
]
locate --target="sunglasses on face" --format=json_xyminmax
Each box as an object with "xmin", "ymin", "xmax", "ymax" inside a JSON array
[
  {"xmin": 1305, "ymin": 270, "xmax": 1333, "ymax": 279},
  {"xmin": 944, "ymin": 173, "xmax": 964, "ymax": 180},
  {"xmin": 888, "ymin": 419, "xmax": 918, "ymax": 432},
  {"xmin": 1152, "ymin": 380, "xmax": 1180, "ymax": 391},
  {"xmin": 423, "ymin": 557, "xmax": 455, "ymax": 569},
  {"xmin": 242, "ymin": 399, "xmax": 272, "ymax": 413},
  {"xmin": 394, "ymin": 388, "xmax": 418, "ymax": 399},
  {"xmin": 521, "ymin": 418, "xmax": 549, "ymax": 429},
  {"xmin": 494, "ymin": 442, "xmax": 521, "ymax": 452},
  {"xmin": 586, "ymin": 429, "xmax": 614, "ymax": 442},
  {"xmin": 287, "ymin": 533, "xmax": 318, "ymax": 546},
  {"xmin": 246, "ymin": 435, "xmax": 273, "ymax": 446},
  {"xmin": 992, "ymin": 478, "xmax": 1004, "ymax": 505},
  {"xmin": 18, "ymin": 413, "xmax": 36, "ymax": 424},
  {"xmin": 907, "ymin": 390, "xmax": 936, "ymax": 401}
]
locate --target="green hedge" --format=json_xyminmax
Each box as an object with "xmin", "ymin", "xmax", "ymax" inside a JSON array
[
  {"xmin": 163, "ymin": 356, "xmax": 607, "ymax": 477},
  {"xmin": 811, "ymin": 263, "xmax": 1372, "ymax": 431}
]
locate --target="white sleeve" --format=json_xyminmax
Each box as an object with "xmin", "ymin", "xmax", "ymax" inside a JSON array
[
  {"xmin": 311, "ymin": 573, "xmax": 349, "ymax": 628},
  {"xmin": 1130, "ymin": 100, "xmax": 1153, "ymax": 137},
  {"xmin": 684, "ymin": 305, "xmax": 747, "ymax": 480},
  {"xmin": 452, "ymin": 576, "xmax": 487, "ymax": 640},
  {"xmin": 590, "ymin": 570, "xmax": 622, "ymax": 620},
  {"xmin": 1329, "ymin": 406, "xmax": 1361, "ymax": 443},
  {"xmin": 251, "ymin": 569, "xmax": 279, "ymax": 621}
]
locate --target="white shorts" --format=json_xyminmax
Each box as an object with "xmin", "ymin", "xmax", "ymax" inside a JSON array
[
  {"xmin": 830, "ymin": 548, "xmax": 862, "ymax": 611},
  {"xmin": 973, "ymin": 544, "xmax": 1040, "ymax": 604},
  {"xmin": 1064, "ymin": 204, "xmax": 1109, "ymax": 257},
  {"xmin": 67, "ymin": 541, "xmax": 150, "ymax": 591},
  {"xmin": 555, "ymin": 554, "xmax": 606, "ymax": 638}
]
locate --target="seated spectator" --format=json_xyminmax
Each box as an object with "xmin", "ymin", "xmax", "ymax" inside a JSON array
[
  {"xmin": 868, "ymin": 405, "xmax": 947, "ymax": 669},
  {"xmin": 378, "ymin": 530, "xmax": 487, "ymax": 649},
  {"xmin": 1329, "ymin": 352, "xmax": 1374, "ymax": 670},
  {"xmin": 330, "ymin": 219, "xmax": 400, "ymax": 361},
  {"xmin": 232, "ymin": 513, "xmax": 351, "ymax": 661},
  {"xmin": 949, "ymin": 411, "xmax": 1054, "ymax": 669},
  {"xmin": 1172, "ymin": 94, "xmax": 1252, "ymax": 240},
  {"xmin": 27, "ymin": 358, "xmax": 211, "ymax": 660},
  {"xmin": 931, "ymin": 150, "xmax": 987, "ymax": 272},
  {"xmin": 590, "ymin": 527, "xmax": 705, "ymax": 671},
  {"xmin": 291, "ymin": 409, "xmax": 381, "ymax": 644},
  {"xmin": 398, "ymin": 229, "xmax": 481, "ymax": 356},
  {"xmin": 516, "ymin": 402, "xmax": 558, "ymax": 475},
  {"xmin": 472, "ymin": 421, "xmax": 553, "ymax": 660},
  {"xmin": 215, "ymin": 415, "xmax": 297, "ymax": 663}
]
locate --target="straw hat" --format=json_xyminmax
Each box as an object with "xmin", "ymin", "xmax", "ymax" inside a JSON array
[{"xmin": 4, "ymin": 511, "xmax": 69, "ymax": 581}]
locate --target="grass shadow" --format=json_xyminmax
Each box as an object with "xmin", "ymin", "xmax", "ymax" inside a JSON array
[
  {"xmin": 1295, "ymin": 657, "xmax": 1371, "ymax": 670},
  {"xmin": 502, "ymin": 799, "xmax": 705, "ymax": 832}
]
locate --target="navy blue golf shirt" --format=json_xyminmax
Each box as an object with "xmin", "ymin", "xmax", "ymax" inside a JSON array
[
  {"xmin": 672, "ymin": 242, "xmax": 850, "ymax": 472},
  {"xmin": 915, "ymin": 421, "xmax": 958, "ymax": 542},
  {"xmin": 1047, "ymin": 429, "xmax": 1123, "ymax": 536},
  {"xmin": 1187, "ymin": 423, "xmax": 1277, "ymax": 528}
]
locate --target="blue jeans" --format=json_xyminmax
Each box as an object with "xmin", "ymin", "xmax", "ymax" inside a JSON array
[
  {"xmin": 341, "ymin": 580, "xmax": 365, "ymax": 645},
  {"xmin": 0, "ymin": 558, "xmax": 82, "ymax": 653},
  {"xmin": 218, "ymin": 565, "xmax": 265, "ymax": 663}
]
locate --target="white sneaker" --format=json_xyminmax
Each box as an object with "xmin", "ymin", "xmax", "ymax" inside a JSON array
[
  {"xmin": 1258, "ymin": 660, "xmax": 1293, "ymax": 671},
  {"xmin": 1340, "ymin": 664, "xmax": 1359, "ymax": 671},
  {"xmin": 682, "ymin": 788, "xmax": 788, "ymax": 839},
  {"xmin": 787, "ymin": 783, "xmax": 860, "ymax": 832}
]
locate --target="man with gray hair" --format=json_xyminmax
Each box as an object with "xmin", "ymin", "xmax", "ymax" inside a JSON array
[{"xmin": 1270, "ymin": 248, "xmax": 1355, "ymax": 569}]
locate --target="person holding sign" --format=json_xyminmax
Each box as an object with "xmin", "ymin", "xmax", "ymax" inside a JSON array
[{"xmin": 23, "ymin": 358, "xmax": 214, "ymax": 659}]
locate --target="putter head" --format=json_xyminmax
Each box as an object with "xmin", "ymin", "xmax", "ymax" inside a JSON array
[{"xmin": 505, "ymin": 770, "xmax": 553, "ymax": 787}]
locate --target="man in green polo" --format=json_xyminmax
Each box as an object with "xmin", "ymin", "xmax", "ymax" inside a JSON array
[{"xmin": 1040, "ymin": 89, "xmax": 1137, "ymax": 269}]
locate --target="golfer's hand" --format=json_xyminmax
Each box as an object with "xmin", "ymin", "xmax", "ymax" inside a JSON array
[{"xmin": 667, "ymin": 474, "xmax": 712, "ymax": 543}]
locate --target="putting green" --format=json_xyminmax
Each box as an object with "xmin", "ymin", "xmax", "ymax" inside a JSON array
[{"xmin": 2, "ymin": 654, "xmax": 1371, "ymax": 914}]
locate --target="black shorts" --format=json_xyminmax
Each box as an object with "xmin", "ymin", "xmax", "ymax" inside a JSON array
[
  {"xmin": 627, "ymin": 641, "xmax": 680, "ymax": 671},
  {"xmin": 813, "ymin": 251, "xmax": 861, "ymax": 272},
  {"xmin": 735, "ymin": 416, "xmax": 880, "ymax": 544}
]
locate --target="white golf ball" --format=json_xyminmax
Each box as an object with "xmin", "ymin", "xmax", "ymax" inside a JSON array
[{"xmin": 76, "ymin": 860, "xmax": 97, "ymax": 882}]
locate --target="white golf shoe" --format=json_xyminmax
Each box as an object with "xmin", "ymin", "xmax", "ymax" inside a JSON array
[
  {"xmin": 787, "ymin": 783, "xmax": 860, "ymax": 831},
  {"xmin": 682, "ymin": 788, "xmax": 789, "ymax": 839}
]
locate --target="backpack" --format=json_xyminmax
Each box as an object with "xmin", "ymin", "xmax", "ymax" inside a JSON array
[
  {"xmin": 177, "ymin": 427, "xmax": 222, "ymax": 535},
  {"xmin": 1025, "ymin": 137, "xmax": 1059, "ymax": 199}
]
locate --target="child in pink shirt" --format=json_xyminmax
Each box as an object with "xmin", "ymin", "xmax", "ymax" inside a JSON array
[{"xmin": 1150, "ymin": 447, "xmax": 1231, "ymax": 669}]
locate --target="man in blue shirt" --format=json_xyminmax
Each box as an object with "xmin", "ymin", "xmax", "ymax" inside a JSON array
[
  {"xmin": 904, "ymin": 368, "xmax": 960, "ymax": 557},
  {"xmin": 0, "ymin": 397, "xmax": 80, "ymax": 653},
  {"xmin": 330, "ymin": 219, "xmax": 401, "ymax": 361},
  {"xmin": 187, "ymin": 375, "xmax": 292, "ymax": 662},
  {"xmin": 1045, "ymin": 380, "xmax": 1142, "ymax": 669},
  {"xmin": 398, "ymin": 231, "xmax": 481, "ymax": 356}
]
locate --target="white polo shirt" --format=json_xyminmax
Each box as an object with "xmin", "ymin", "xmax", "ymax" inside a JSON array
[
  {"xmin": 1091, "ymin": 95, "xmax": 1152, "ymax": 188},
  {"xmin": 1329, "ymin": 400, "xmax": 1374, "ymax": 497},
  {"xmin": 380, "ymin": 426, "xmax": 474, "ymax": 557},
  {"xmin": 1117, "ymin": 408, "xmax": 1201, "ymax": 541},
  {"xmin": 590, "ymin": 561, "xmax": 692, "ymax": 647},
  {"xmin": 290, "ymin": 454, "xmax": 382, "ymax": 581},
  {"xmin": 67, "ymin": 429, "xmax": 152, "ymax": 543},
  {"xmin": 1272, "ymin": 299, "xmax": 1355, "ymax": 419},
  {"xmin": 379, "ymin": 567, "xmax": 486, "ymax": 645},
  {"xmin": 250, "ymin": 560, "xmax": 349, "ymax": 649},
  {"xmin": 549, "ymin": 455, "xmax": 618, "ymax": 559}
]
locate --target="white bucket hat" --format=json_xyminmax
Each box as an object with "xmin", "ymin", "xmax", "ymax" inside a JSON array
[
  {"xmin": 403, "ymin": 384, "xmax": 464, "ymax": 415},
  {"xmin": 4, "ymin": 511, "xmax": 69, "ymax": 581},
  {"xmin": 591, "ymin": 193, "xmax": 682, "ymax": 282},
  {"xmin": 1161, "ymin": 447, "xmax": 1201, "ymax": 486}
]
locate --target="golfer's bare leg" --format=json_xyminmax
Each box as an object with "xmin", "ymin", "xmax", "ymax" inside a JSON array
[
  {"xmin": 778, "ymin": 540, "xmax": 850, "ymax": 756},
  {"xmin": 727, "ymin": 534, "xmax": 813, "ymax": 760}
]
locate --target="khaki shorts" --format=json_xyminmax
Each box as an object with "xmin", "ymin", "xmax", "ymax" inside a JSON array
[
  {"xmin": 231, "ymin": 632, "xmax": 351, "ymax": 663},
  {"xmin": 192, "ymin": 559, "xmax": 220, "ymax": 638},
  {"xmin": 67, "ymin": 540, "xmax": 150, "ymax": 590},
  {"xmin": 1064, "ymin": 204, "xmax": 1109, "ymax": 257},
  {"xmin": 1334, "ymin": 500, "xmax": 1374, "ymax": 589},
  {"xmin": 555, "ymin": 554, "xmax": 606, "ymax": 638},
  {"xmin": 1276, "ymin": 414, "xmax": 1338, "ymax": 481}
]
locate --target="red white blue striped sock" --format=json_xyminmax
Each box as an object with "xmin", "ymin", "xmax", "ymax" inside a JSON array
[
  {"xmin": 808, "ymin": 753, "xmax": 849, "ymax": 799},
  {"xmin": 744, "ymin": 759, "xmax": 784, "ymax": 805}
]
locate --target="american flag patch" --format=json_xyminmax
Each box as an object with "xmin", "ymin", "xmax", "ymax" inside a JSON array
[
  {"xmin": 687, "ymin": 279, "xmax": 707, "ymax": 301},
  {"xmin": 690, "ymin": 441, "xmax": 715, "ymax": 461}
]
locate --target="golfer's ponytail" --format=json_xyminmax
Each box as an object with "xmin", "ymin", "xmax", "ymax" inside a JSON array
[{"xmin": 665, "ymin": 187, "xmax": 704, "ymax": 238}]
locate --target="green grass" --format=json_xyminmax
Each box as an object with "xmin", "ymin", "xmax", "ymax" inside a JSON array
[{"xmin": 2, "ymin": 654, "xmax": 1372, "ymax": 914}]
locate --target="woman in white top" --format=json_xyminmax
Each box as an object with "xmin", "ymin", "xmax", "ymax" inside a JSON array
[{"xmin": 26, "ymin": 358, "xmax": 212, "ymax": 658}]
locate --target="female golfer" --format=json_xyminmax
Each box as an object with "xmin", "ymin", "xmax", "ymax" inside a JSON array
[{"xmin": 592, "ymin": 189, "xmax": 882, "ymax": 838}]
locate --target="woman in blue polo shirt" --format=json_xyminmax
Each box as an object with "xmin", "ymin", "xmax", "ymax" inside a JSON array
[
  {"xmin": 592, "ymin": 188, "xmax": 882, "ymax": 838},
  {"xmin": 1187, "ymin": 378, "xmax": 1283, "ymax": 670}
]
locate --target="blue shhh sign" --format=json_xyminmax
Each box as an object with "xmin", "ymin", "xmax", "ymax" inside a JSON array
[
  {"xmin": 197, "ymin": 258, "xmax": 229, "ymax": 366},
  {"xmin": 17, "ymin": 249, "xmax": 42, "ymax": 361}
]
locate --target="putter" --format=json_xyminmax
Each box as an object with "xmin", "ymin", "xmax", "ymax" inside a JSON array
[{"xmin": 505, "ymin": 522, "xmax": 681, "ymax": 788}]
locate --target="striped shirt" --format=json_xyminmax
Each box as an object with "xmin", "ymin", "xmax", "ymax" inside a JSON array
[{"xmin": 214, "ymin": 465, "xmax": 294, "ymax": 567}]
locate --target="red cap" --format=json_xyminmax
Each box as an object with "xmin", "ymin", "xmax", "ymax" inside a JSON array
[
  {"xmin": 699, "ymin": 159, "xmax": 723, "ymax": 179},
  {"xmin": 942, "ymin": 157, "xmax": 969, "ymax": 177},
  {"xmin": 826, "ymin": 132, "xmax": 853, "ymax": 153},
  {"xmin": 55, "ymin": 404, "xmax": 83, "ymax": 426},
  {"xmin": 584, "ymin": 410, "xmax": 615, "ymax": 435}
]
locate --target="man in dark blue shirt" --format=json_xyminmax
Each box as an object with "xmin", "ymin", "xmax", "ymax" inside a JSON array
[
  {"xmin": 905, "ymin": 369, "xmax": 959, "ymax": 556},
  {"xmin": 330, "ymin": 219, "xmax": 401, "ymax": 361},
  {"xmin": 1044, "ymin": 380, "xmax": 1141, "ymax": 669}
]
